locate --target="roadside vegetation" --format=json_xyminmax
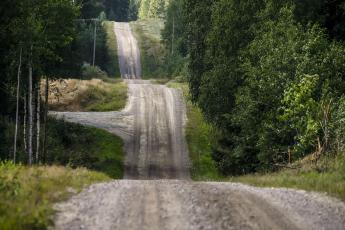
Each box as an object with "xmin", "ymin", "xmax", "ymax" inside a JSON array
[
  {"xmin": 169, "ymin": 81, "xmax": 345, "ymax": 199},
  {"xmin": 164, "ymin": 0, "xmax": 345, "ymax": 178},
  {"xmin": 46, "ymin": 118, "xmax": 124, "ymax": 178},
  {"xmin": 103, "ymin": 21, "xmax": 121, "ymax": 78},
  {"xmin": 130, "ymin": 19, "xmax": 167, "ymax": 78},
  {"xmin": 47, "ymin": 79, "xmax": 127, "ymax": 112},
  {"xmin": 167, "ymin": 82, "xmax": 221, "ymax": 181},
  {"xmin": 0, "ymin": 161, "xmax": 110, "ymax": 230},
  {"xmin": 230, "ymin": 152, "xmax": 345, "ymax": 200}
]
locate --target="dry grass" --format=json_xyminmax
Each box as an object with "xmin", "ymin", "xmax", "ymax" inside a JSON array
[
  {"xmin": 44, "ymin": 78, "xmax": 127, "ymax": 112},
  {"xmin": 0, "ymin": 162, "xmax": 110, "ymax": 230}
]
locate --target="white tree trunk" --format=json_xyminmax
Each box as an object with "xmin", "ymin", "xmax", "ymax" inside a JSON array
[
  {"xmin": 42, "ymin": 76, "xmax": 49, "ymax": 164},
  {"xmin": 36, "ymin": 83, "xmax": 40, "ymax": 163},
  {"xmin": 24, "ymin": 93, "xmax": 27, "ymax": 154},
  {"xmin": 28, "ymin": 60, "xmax": 33, "ymax": 165},
  {"xmin": 13, "ymin": 47, "xmax": 22, "ymax": 163}
]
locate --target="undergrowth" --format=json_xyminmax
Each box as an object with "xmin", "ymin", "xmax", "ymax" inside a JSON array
[
  {"xmin": 103, "ymin": 21, "xmax": 121, "ymax": 77},
  {"xmin": 130, "ymin": 19, "xmax": 166, "ymax": 79},
  {"xmin": 0, "ymin": 161, "xmax": 110, "ymax": 230},
  {"xmin": 46, "ymin": 118, "xmax": 124, "ymax": 179},
  {"xmin": 229, "ymin": 152, "xmax": 345, "ymax": 200}
]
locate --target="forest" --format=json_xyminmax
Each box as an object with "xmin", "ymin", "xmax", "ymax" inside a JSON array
[{"xmin": 162, "ymin": 0, "xmax": 345, "ymax": 174}]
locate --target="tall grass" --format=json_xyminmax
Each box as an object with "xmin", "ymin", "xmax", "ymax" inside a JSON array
[
  {"xmin": 0, "ymin": 161, "xmax": 110, "ymax": 230},
  {"xmin": 81, "ymin": 81, "xmax": 127, "ymax": 112},
  {"xmin": 229, "ymin": 152, "xmax": 345, "ymax": 200}
]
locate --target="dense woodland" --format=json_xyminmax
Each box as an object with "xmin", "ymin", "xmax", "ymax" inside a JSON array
[
  {"xmin": 0, "ymin": 0, "xmax": 130, "ymax": 165},
  {"xmin": 163, "ymin": 0, "xmax": 345, "ymax": 174}
]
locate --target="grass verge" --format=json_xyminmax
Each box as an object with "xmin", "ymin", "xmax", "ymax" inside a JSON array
[
  {"xmin": 46, "ymin": 118, "xmax": 124, "ymax": 179},
  {"xmin": 81, "ymin": 80, "xmax": 127, "ymax": 112},
  {"xmin": 48, "ymin": 79, "xmax": 127, "ymax": 112},
  {"xmin": 228, "ymin": 152, "xmax": 345, "ymax": 200},
  {"xmin": 0, "ymin": 161, "xmax": 110, "ymax": 230},
  {"xmin": 103, "ymin": 21, "xmax": 120, "ymax": 77},
  {"xmin": 130, "ymin": 19, "xmax": 166, "ymax": 78},
  {"xmin": 167, "ymin": 81, "xmax": 221, "ymax": 180}
]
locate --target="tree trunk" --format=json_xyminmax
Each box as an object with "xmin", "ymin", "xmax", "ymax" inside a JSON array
[
  {"xmin": 13, "ymin": 47, "xmax": 22, "ymax": 163},
  {"xmin": 36, "ymin": 82, "xmax": 40, "ymax": 164},
  {"xmin": 24, "ymin": 93, "xmax": 27, "ymax": 155},
  {"xmin": 42, "ymin": 75, "xmax": 49, "ymax": 164},
  {"xmin": 28, "ymin": 59, "xmax": 33, "ymax": 165}
]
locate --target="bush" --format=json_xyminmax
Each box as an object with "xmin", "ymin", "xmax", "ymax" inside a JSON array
[{"xmin": 81, "ymin": 63, "xmax": 108, "ymax": 80}]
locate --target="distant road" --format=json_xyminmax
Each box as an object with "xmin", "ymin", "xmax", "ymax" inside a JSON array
[{"xmin": 114, "ymin": 22, "xmax": 141, "ymax": 79}]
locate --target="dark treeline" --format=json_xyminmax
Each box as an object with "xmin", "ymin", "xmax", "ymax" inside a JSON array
[{"xmin": 163, "ymin": 0, "xmax": 345, "ymax": 174}]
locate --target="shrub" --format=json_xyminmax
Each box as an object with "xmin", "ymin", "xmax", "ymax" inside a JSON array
[{"xmin": 81, "ymin": 63, "xmax": 107, "ymax": 80}]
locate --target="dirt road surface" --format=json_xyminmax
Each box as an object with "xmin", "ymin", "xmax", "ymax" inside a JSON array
[
  {"xmin": 52, "ymin": 22, "xmax": 345, "ymax": 229},
  {"xmin": 51, "ymin": 80, "xmax": 190, "ymax": 179},
  {"xmin": 114, "ymin": 22, "xmax": 141, "ymax": 79},
  {"xmin": 54, "ymin": 180, "xmax": 345, "ymax": 230}
]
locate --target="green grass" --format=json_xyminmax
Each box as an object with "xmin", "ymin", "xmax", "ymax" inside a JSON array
[
  {"xmin": 46, "ymin": 118, "xmax": 124, "ymax": 179},
  {"xmin": 0, "ymin": 161, "xmax": 110, "ymax": 230},
  {"xmin": 167, "ymin": 81, "xmax": 221, "ymax": 180},
  {"xmin": 130, "ymin": 19, "xmax": 167, "ymax": 78},
  {"xmin": 81, "ymin": 80, "xmax": 127, "ymax": 112},
  {"xmin": 103, "ymin": 21, "xmax": 121, "ymax": 78},
  {"xmin": 228, "ymin": 152, "xmax": 345, "ymax": 200}
]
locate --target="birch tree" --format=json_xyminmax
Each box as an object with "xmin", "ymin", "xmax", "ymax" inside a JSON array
[
  {"xmin": 36, "ymin": 83, "xmax": 40, "ymax": 163},
  {"xmin": 28, "ymin": 50, "xmax": 33, "ymax": 165},
  {"xmin": 13, "ymin": 47, "xmax": 22, "ymax": 163}
]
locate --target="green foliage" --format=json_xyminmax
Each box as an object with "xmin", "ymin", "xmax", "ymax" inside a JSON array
[
  {"xmin": 138, "ymin": 0, "xmax": 170, "ymax": 19},
  {"xmin": 180, "ymin": 0, "xmax": 345, "ymax": 175},
  {"xmin": 46, "ymin": 118, "xmax": 124, "ymax": 178},
  {"xmin": 103, "ymin": 0, "xmax": 130, "ymax": 21},
  {"xmin": 81, "ymin": 64, "xmax": 108, "ymax": 79},
  {"xmin": 103, "ymin": 21, "xmax": 121, "ymax": 77},
  {"xmin": 82, "ymin": 81, "xmax": 128, "ymax": 112},
  {"xmin": 230, "ymin": 151, "xmax": 345, "ymax": 201},
  {"xmin": 280, "ymin": 75, "xmax": 320, "ymax": 157},
  {"xmin": 56, "ymin": 20, "xmax": 110, "ymax": 77},
  {"xmin": 0, "ymin": 161, "xmax": 110, "ymax": 230},
  {"xmin": 0, "ymin": 116, "xmax": 125, "ymax": 178},
  {"xmin": 130, "ymin": 19, "xmax": 167, "ymax": 78}
]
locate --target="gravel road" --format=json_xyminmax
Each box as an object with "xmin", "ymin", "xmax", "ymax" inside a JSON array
[
  {"xmin": 51, "ymin": 80, "xmax": 190, "ymax": 179},
  {"xmin": 54, "ymin": 180, "xmax": 345, "ymax": 230},
  {"xmin": 52, "ymin": 22, "xmax": 345, "ymax": 230},
  {"xmin": 114, "ymin": 22, "xmax": 141, "ymax": 79}
]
